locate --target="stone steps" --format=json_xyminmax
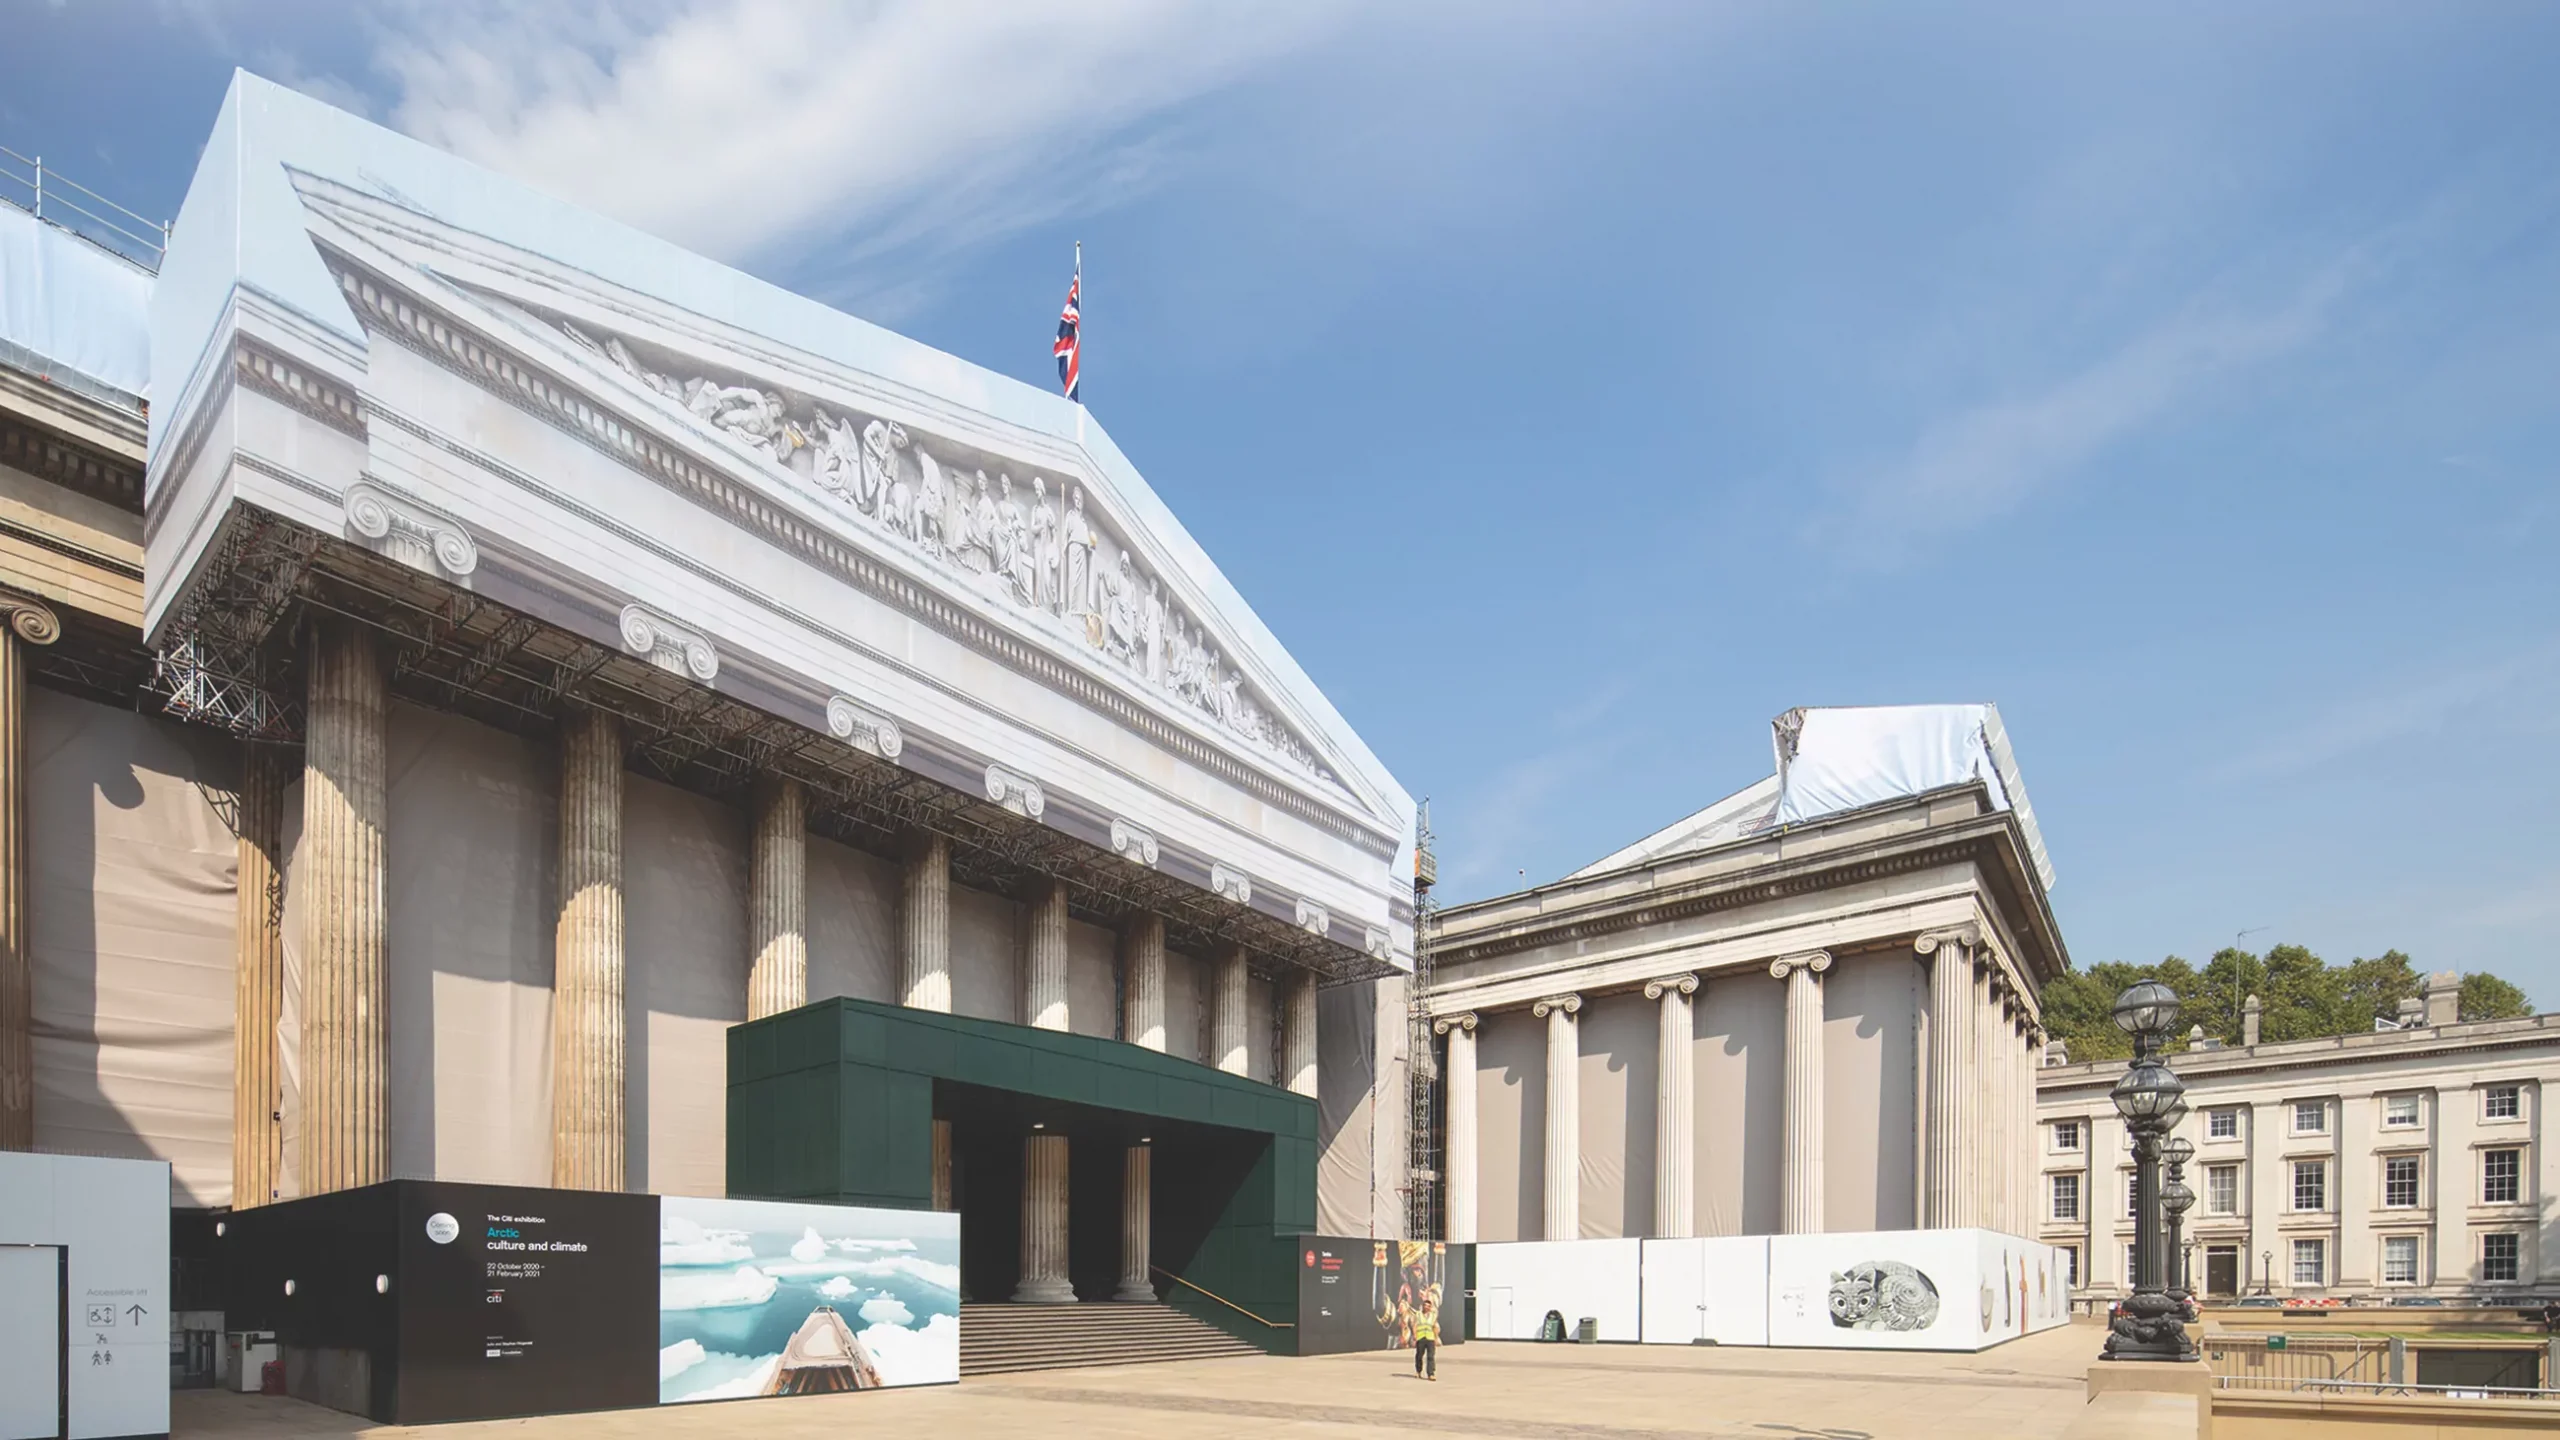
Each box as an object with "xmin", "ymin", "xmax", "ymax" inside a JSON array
[{"xmin": 959, "ymin": 1301, "xmax": 1267, "ymax": 1375}]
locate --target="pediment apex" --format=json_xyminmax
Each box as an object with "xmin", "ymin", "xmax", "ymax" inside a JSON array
[{"xmin": 273, "ymin": 159, "xmax": 1405, "ymax": 837}]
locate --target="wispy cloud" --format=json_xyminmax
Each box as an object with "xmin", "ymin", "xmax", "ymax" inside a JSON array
[
  {"xmin": 359, "ymin": 0, "xmax": 1347, "ymax": 277},
  {"xmin": 1813, "ymin": 257, "xmax": 2358, "ymax": 564},
  {"xmin": 2215, "ymin": 641, "xmax": 2560, "ymax": 782}
]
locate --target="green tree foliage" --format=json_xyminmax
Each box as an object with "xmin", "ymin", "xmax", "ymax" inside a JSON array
[
  {"xmin": 2460, "ymin": 972, "xmax": 2532, "ymax": 1023},
  {"xmin": 2043, "ymin": 945, "xmax": 2531, "ymax": 1063}
]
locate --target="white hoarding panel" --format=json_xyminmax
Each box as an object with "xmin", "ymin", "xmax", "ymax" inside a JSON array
[
  {"xmin": 1767, "ymin": 1229, "xmax": 1989, "ymax": 1351},
  {"xmin": 1471, "ymin": 1239, "xmax": 1640, "ymax": 1342},
  {"xmin": 0, "ymin": 1153, "xmax": 169, "ymax": 1439},
  {"xmin": 1638, "ymin": 1237, "xmax": 1769, "ymax": 1346},
  {"xmin": 1975, "ymin": 1231, "xmax": 2071, "ymax": 1343}
]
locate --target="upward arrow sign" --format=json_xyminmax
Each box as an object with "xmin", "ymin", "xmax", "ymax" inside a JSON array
[{"xmin": 124, "ymin": 1304, "xmax": 147, "ymax": 1325}]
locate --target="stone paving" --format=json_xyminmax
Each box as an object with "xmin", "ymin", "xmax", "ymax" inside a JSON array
[{"xmin": 173, "ymin": 1318, "xmax": 2107, "ymax": 1439}]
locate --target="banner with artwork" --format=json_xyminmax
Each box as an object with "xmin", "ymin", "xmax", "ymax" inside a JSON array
[
  {"xmin": 658, "ymin": 1196, "xmax": 961, "ymax": 1402},
  {"xmin": 1296, "ymin": 1238, "xmax": 1465, "ymax": 1355}
]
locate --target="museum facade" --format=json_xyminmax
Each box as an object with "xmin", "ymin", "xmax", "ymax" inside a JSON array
[
  {"xmin": 0, "ymin": 73, "xmax": 1419, "ymax": 1304},
  {"xmin": 1423, "ymin": 704, "xmax": 2069, "ymax": 1244}
]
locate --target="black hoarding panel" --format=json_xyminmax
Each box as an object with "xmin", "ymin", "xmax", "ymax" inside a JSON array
[
  {"xmin": 1294, "ymin": 1238, "xmax": 1464, "ymax": 1356},
  {"xmin": 394, "ymin": 1182, "xmax": 658, "ymax": 1423}
]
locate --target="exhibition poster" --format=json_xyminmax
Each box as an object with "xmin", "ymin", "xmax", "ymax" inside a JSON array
[
  {"xmin": 658, "ymin": 1195, "xmax": 962, "ymax": 1402},
  {"xmin": 1297, "ymin": 1237, "xmax": 1459, "ymax": 1355}
]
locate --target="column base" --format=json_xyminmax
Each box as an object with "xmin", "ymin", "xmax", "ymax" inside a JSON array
[
  {"xmin": 1011, "ymin": 1276, "xmax": 1079, "ymax": 1304},
  {"xmin": 1113, "ymin": 1276, "xmax": 1156, "ymax": 1303}
]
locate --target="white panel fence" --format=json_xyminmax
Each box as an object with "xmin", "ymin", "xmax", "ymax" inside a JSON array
[{"xmin": 1474, "ymin": 1229, "xmax": 2072, "ymax": 1353}]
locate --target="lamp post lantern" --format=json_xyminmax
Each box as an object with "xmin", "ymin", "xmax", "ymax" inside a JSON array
[
  {"xmin": 2101, "ymin": 980, "xmax": 2200, "ymax": 1363},
  {"xmin": 2162, "ymin": 1136, "xmax": 2196, "ymax": 1305}
]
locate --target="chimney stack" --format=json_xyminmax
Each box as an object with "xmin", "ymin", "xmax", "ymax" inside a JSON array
[
  {"xmin": 2242, "ymin": 993, "xmax": 2263, "ymax": 1048},
  {"xmin": 2424, "ymin": 971, "xmax": 2461, "ymax": 1028}
]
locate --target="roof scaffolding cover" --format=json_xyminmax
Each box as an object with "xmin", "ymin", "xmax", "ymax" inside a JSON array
[{"xmin": 1574, "ymin": 704, "xmax": 2056, "ymax": 892}]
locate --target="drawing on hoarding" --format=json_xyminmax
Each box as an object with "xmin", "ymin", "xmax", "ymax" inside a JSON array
[
  {"xmin": 657, "ymin": 1197, "xmax": 959, "ymax": 1404},
  {"xmin": 1825, "ymin": 1260, "xmax": 1940, "ymax": 1333}
]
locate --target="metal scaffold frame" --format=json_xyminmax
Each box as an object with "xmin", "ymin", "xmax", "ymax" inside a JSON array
[{"xmin": 1405, "ymin": 800, "xmax": 1441, "ymax": 1239}]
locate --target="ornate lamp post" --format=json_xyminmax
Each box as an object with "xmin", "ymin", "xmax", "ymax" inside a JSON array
[
  {"xmin": 2162, "ymin": 1135, "xmax": 2196, "ymax": 1306},
  {"xmin": 2102, "ymin": 980, "xmax": 2199, "ymax": 1363}
]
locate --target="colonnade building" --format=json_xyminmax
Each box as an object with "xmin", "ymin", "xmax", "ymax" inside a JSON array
[
  {"xmin": 1425, "ymin": 705, "xmax": 2068, "ymax": 1243},
  {"xmin": 0, "ymin": 75, "xmax": 1417, "ymax": 1305}
]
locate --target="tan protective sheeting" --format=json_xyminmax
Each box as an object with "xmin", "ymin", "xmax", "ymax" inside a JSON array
[
  {"xmin": 623, "ymin": 775, "xmax": 745, "ymax": 1197},
  {"xmin": 1065, "ymin": 918, "xmax": 1115, "ymax": 1039},
  {"xmin": 1473, "ymin": 1006, "xmax": 1540, "ymax": 1242},
  {"xmin": 807, "ymin": 834, "xmax": 897, "ymax": 1004},
  {"xmin": 25, "ymin": 689, "xmax": 238, "ymax": 1208},
  {"xmin": 1161, "ymin": 949, "xmax": 1201, "ymax": 1063},
  {"xmin": 1822, "ymin": 951, "xmax": 1919, "ymax": 1231},
  {"xmin": 948, "ymin": 883, "xmax": 1020, "ymax": 1025},
  {"xmin": 1696, "ymin": 973, "xmax": 1784, "ymax": 1236},
  {"xmin": 1578, "ymin": 990, "xmax": 1651, "ymax": 1239},
  {"xmin": 276, "ymin": 780, "xmax": 303, "ymax": 1199},
  {"xmin": 1313, "ymin": 977, "xmax": 1375, "ymax": 1236},
  {"xmin": 1368, "ymin": 974, "xmax": 1408, "ymax": 1239},
  {"xmin": 384, "ymin": 703, "xmax": 554, "ymax": 1187}
]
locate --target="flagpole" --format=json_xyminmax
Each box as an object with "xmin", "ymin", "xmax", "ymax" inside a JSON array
[{"xmin": 1074, "ymin": 239, "xmax": 1086, "ymax": 443}]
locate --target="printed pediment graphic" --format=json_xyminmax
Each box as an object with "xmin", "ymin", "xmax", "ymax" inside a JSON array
[{"xmin": 281, "ymin": 171, "xmax": 1386, "ymax": 828}]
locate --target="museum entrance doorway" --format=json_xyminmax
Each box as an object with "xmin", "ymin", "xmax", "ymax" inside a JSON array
[{"xmin": 2204, "ymin": 1246, "xmax": 2239, "ymax": 1297}]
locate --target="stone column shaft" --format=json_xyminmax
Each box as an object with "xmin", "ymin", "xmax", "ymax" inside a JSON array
[
  {"xmin": 746, "ymin": 776, "xmax": 807, "ymax": 1021},
  {"xmin": 931, "ymin": 1118, "xmax": 953, "ymax": 1210},
  {"xmin": 901, "ymin": 830, "xmax": 951, "ymax": 1012},
  {"xmin": 1014, "ymin": 1132, "xmax": 1077, "ymax": 1303},
  {"xmin": 1026, "ymin": 880, "xmax": 1069, "ymax": 1031},
  {"xmin": 231, "ymin": 746, "xmax": 287, "ymax": 1202},
  {"xmin": 299, "ymin": 620, "xmax": 388, "ymax": 1194},
  {"xmin": 1115, "ymin": 1142, "xmax": 1154, "ymax": 1301},
  {"xmin": 1283, "ymin": 972, "xmax": 1318, "ymax": 1098},
  {"xmin": 552, "ymin": 708, "xmax": 625, "ymax": 1191},
  {"xmin": 1211, "ymin": 945, "xmax": 1250, "ymax": 1076},
  {"xmin": 1536, "ymin": 994, "xmax": 1581, "ymax": 1240},
  {"xmin": 1918, "ymin": 929, "xmax": 1973, "ymax": 1230},
  {"xmin": 1648, "ymin": 975, "xmax": 1698, "ymax": 1238},
  {"xmin": 1122, "ymin": 915, "xmax": 1166, "ymax": 1051},
  {"xmin": 1776, "ymin": 953, "xmax": 1830, "ymax": 1235},
  {"xmin": 0, "ymin": 597, "xmax": 56, "ymax": 1151},
  {"xmin": 1438, "ymin": 1014, "xmax": 1479, "ymax": 1245}
]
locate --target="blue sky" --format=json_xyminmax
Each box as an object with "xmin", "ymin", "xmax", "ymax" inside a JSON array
[{"xmin": 8, "ymin": 3, "xmax": 2558, "ymax": 997}]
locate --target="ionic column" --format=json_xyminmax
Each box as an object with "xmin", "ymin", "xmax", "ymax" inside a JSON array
[
  {"xmin": 1534, "ymin": 994, "xmax": 1581, "ymax": 1240},
  {"xmin": 901, "ymin": 829, "xmax": 951, "ymax": 1012},
  {"xmin": 746, "ymin": 776, "xmax": 807, "ymax": 1021},
  {"xmin": 1974, "ymin": 963, "xmax": 1997, "ymax": 1228},
  {"xmin": 299, "ymin": 620, "xmax": 388, "ymax": 1194},
  {"xmin": 1435, "ymin": 1013, "xmax": 1479, "ymax": 1244},
  {"xmin": 1774, "ymin": 952, "xmax": 1831, "ymax": 1235},
  {"xmin": 1916, "ymin": 926, "xmax": 1975, "ymax": 1230},
  {"xmin": 1122, "ymin": 915, "xmax": 1166, "ymax": 1051},
  {"xmin": 0, "ymin": 592, "xmax": 58, "ymax": 1151},
  {"xmin": 231, "ymin": 745, "xmax": 286, "ymax": 1203},
  {"xmin": 1025, "ymin": 879, "xmax": 1069, "ymax": 1031},
  {"xmin": 551, "ymin": 708, "xmax": 626, "ymax": 1191},
  {"xmin": 1115, "ymin": 1142, "xmax": 1154, "ymax": 1302},
  {"xmin": 1013, "ymin": 1132, "xmax": 1077, "ymax": 1303},
  {"xmin": 1211, "ymin": 944, "xmax": 1250, "ymax": 1076},
  {"xmin": 1646, "ymin": 973, "xmax": 1698, "ymax": 1238},
  {"xmin": 1991, "ymin": 991, "xmax": 2013, "ymax": 1233},
  {"xmin": 931, "ymin": 1118, "xmax": 953, "ymax": 1210},
  {"xmin": 1283, "ymin": 971, "xmax": 1318, "ymax": 1097}
]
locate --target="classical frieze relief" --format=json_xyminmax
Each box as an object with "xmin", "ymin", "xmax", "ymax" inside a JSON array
[
  {"xmin": 618, "ymin": 604, "xmax": 719, "ymax": 681},
  {"xmin": 344, "ymin": 479, "xmax": 477, "ymax": 580},
  {"xmin": 552, "ymin": 318, "xmax": 1336, "ymax": 790},
  {"xmin": 825, "ymin": 694, "xmax": 903, "ymax": 760}
]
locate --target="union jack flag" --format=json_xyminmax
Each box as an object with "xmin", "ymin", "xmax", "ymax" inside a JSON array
[{"xmin": 1053, "ymin": 272, "xmax": 1081, "ymax": 402}]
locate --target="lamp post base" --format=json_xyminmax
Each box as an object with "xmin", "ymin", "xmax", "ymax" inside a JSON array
[{"xmin": 2102, "ymin": 1291, "xmax": 2199, "ymax": 1363}]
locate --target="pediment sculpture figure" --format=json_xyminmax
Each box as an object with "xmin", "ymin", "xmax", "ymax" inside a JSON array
[
  {"xmin": 997, "ymin": 475, "xmax": 1036, "ymax": 605},
  {"xmin": 1030, "ymin": 477, "xmax": 1060, "ymax": 613},
  {"xmin": 913, "ymin": 449, "xmax": 947, "ymax": 553},
  {"xmin": 810, "ymin": 408, "xmax": 861, "ymax": 504},
  {"xmin": 1063, "ymin": 485, "xmax": 1097, "ymax": 631},
  {"xmin": 1141, "ymin": 577, "xmax": 1167, "ymax": 685},
  {"xmin": 863, "ymin": 418, "xmax": 908, "ymax": 523}
]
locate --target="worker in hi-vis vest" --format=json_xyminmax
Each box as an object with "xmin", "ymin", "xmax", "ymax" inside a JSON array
[{"xmin": 1412, "ymin": 1299, "xmax": 1440, "ymax": 1380}]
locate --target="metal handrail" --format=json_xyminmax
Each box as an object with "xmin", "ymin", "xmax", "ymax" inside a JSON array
[
  {"xmin": 1150, "ymin": 1266, "xmax": 1294, "ymax": 1328},
  {"xmin": 2217, "ymin": 1376, "xmax": 2560, "ymax": 1402},
  {"xmin": 0, "ymin": 143, "xmax": 170, "ymax": 271}
]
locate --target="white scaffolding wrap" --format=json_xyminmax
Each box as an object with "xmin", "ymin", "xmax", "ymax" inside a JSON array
[
  {"xmin": 1772, "ymin": 703, "xmax": 2055, "ymax": 890},
  {"xmin": 0, "ymin": 204, "xmax": 152, "ymax": 398}
]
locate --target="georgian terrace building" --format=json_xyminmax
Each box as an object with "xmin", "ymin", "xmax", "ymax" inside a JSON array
[
  {"xmin": 0, "ymin": 74, "xmax": 1420, "ymax": 1302},
  {"xmin": 1423, "ymin": 704, "xmax": 2070, "ymax": 1243},
  {"xmin": 2037, "ymin": 982, "xmax": 2560, "ymax": 1300}
]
